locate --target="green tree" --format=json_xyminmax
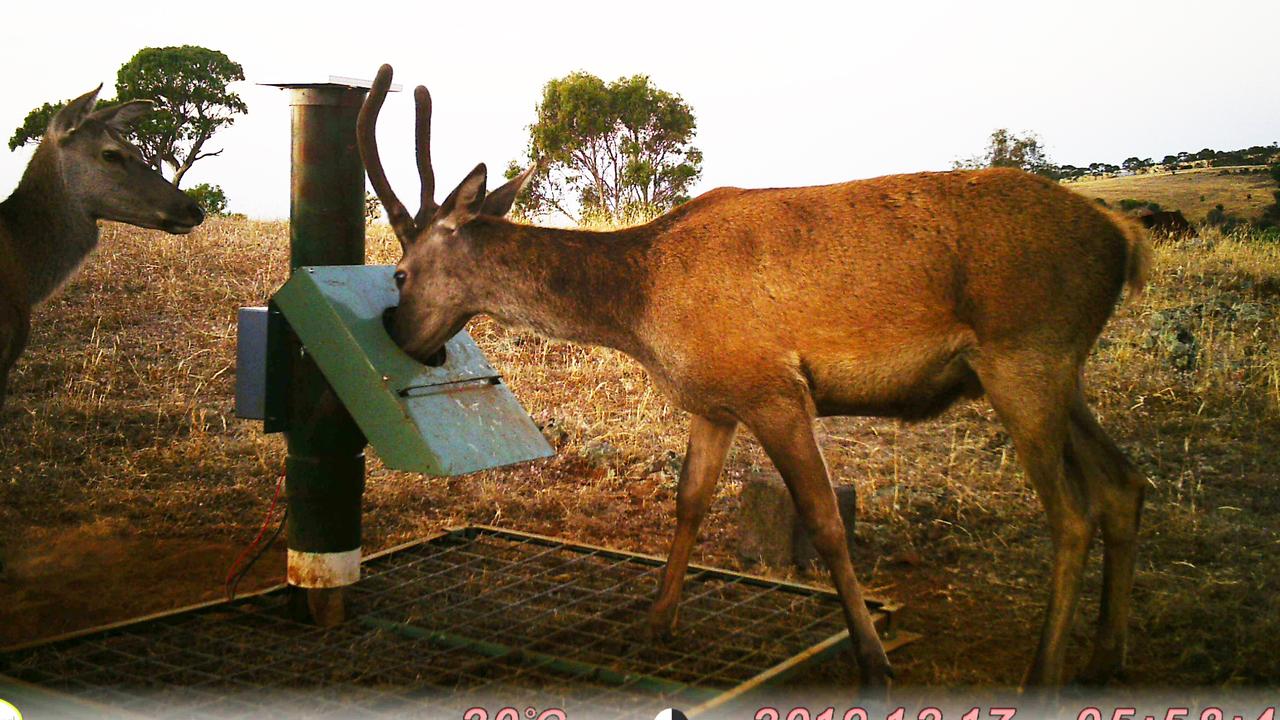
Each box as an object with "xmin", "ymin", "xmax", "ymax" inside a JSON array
[
  {"xmin": 1122, "ymin": 156, "xmax": 1153, "ymax": 173},
  {"xmin": 954, "ymin": 129, "xmax": 1055, "ymax": 177},
  {"xmin": 184, "ymin": 183, "xmax": 228, "ymax": 216},
  {"xmin": 508, "ymin": 72, "xmax": 702, "ymax": 223},
  {"xmin": 114, "ymin": 46, "xmax": 246, "ymax": 186},
  {"xmin": 8, "ymin": 102, "xmax": 68, "ymax": 151},
  {"xmin": 9, "ymin": 46, "xmax": 246, "ymax": 187}
]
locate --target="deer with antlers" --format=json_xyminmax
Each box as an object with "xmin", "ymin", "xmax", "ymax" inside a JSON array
[
  {"xmin": 358, "ymin": 64, "xmax": 1152, "ymax": 688},
  {"xmin": 0, "ymin": 85, "xmax": 205, "ymax": 409}
]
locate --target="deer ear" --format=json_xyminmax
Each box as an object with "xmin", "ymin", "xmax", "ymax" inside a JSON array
[
  {"xmin": 89, "ymin": 100, "xmax": 153, "ymax": 132},
  {"xmin": 50, "ymin": 84, "xmax": 103, "ymax": 139},
  {"xmin": 481, "ymin": 162, "xmax": 537, "ymax": 218},
  {"xmin": 436, "ymin": 163, "xmax": 488, "ymax": 230}
]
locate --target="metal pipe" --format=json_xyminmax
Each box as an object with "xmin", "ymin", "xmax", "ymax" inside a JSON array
[{"xmin": 272, "ymin": 82, "xmax": 371, "ymax": 625}]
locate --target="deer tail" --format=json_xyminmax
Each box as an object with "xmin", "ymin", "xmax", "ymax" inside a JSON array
[{"xmin": 1111, "ymin": 211, "xmax": 1153, "ymax": 304}]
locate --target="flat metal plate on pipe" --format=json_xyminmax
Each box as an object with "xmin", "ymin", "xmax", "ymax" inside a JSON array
[
  {"xmin": 0, "ymin": 526, "xmax": 916, "ymax": 720},
  {"xmin": 271, "ymin": 265, "xmax": 554, "ymax": 475}
]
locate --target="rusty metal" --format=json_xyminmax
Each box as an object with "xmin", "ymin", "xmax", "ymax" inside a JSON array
[
  {"xmin": 0, "ymin": 526, "xmax": 915, "ymax": 720},
  {"xmin": 268, "ymin": 80, "xmax": 372, "ymax": 615}
]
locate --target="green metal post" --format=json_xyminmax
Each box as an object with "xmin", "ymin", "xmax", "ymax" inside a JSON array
[{"xmin": 272, "ymin": 82, "xmax": 371, "ymax": 625}]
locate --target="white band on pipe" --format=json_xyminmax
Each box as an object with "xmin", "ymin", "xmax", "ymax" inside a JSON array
[{"xmin": 287, "ymin": 548, "xmax": 361, "ymax": 587}]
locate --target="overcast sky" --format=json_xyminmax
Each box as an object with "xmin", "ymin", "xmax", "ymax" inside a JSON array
[{"xmin": 2, "ymin": 0, "xmax": 1276, "ymax": 219}]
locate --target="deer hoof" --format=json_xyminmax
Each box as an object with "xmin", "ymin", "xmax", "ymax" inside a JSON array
[
  {"xmin": 644, "ymin": 606, "xmax": 678, "ymax": 642},
  {"xmin": 859, "ymin": 659, "xmax": 894, "ymax": 687},
  {"xmin": 854, "ymin": 645, "xmax": 893, "ymax": 696}
]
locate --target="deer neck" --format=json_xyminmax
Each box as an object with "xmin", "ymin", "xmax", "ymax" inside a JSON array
[
  {"xmin": 0, "ymin": 142, "xmax": 100, "ymax": 305},
  {"xmin": 465, "ymin": 219, "xmax": 652, "ymax": 358}
]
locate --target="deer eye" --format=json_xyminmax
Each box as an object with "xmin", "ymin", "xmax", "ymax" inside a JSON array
[
  {"xmin": 394, "ymin": 270, "xmax": 407, "ymax": 289},
  {"xmin": 101, "ymin": 150, "xmax": 125, "ymax": 164}
]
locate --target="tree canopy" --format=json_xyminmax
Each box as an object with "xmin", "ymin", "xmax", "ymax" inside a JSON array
[
  {"xmin": 8, "ymin": 46, "xmax": 246, "ymax": 187},
  {"xmin": 954, "ymin": 129, "xmax": 1055, "ymax": 177},
  {"xmin": 184, "ymin": 183, "xmax": 229, "ymax": 216},
  {"xmin": 508, "ymin": 72, "xmax": 702, "ymax": 223}
]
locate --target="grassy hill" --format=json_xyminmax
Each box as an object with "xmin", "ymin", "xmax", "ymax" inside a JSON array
[
  {"xmin": 1, "ymin": 219, "xmax": 1278, "ymax": 687},
  {"xmin": 1064, "ymin": 166, "xmax": 1276, "ymax": 223}
]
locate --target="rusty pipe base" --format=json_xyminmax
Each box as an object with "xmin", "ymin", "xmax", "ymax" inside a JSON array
[{"xmin": 286, "ymin": 547, "xmax": 360, "ymax": 627}]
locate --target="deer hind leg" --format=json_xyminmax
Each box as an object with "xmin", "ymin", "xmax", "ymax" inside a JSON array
[
  {"xmin": 0, "ymin": 303, "xmax": 30, "ymax": 411},
  {"xmin": 1068, "ymin": 391, "xmax": 1145, "ymax": 685},
  {"xmin": 745, "ymin": 398, "xmax": 891, "ymax": 688},
  {"xmin": 647, "ymin": 415, "xmax": 738, "ymax": 638},
  {"xmin": 975, "ymin": 350, "xmax": 1094, "ymax": 688}
]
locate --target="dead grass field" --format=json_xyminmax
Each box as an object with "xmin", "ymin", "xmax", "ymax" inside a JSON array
[
  {"xmin": 1, "ymin": 217, "xmax": 1278, "ymax": 689},
  {"xmin": 1065, "ymin": 167, "xmax": 1276, "ymax": 222}
]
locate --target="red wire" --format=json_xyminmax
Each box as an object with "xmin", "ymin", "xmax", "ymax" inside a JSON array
[{"xmin": 224, "ymin": 469, "xmax": 286, "ymax": 600}]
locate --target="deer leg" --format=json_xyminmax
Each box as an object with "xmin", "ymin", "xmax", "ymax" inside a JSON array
[
  {"xmin": 977, "ymin": 353, "xmax": 1093, "ymax": 688},
  {"xmin": 747, "ymin": 401, "xmax": 891, "ymax": 688},
  {"xmin": 0, "ymin": 304, "xmax": 29, "ymax": 411},
  {"xmin": 647, "ymin": 415, "xmax": 738, "ymax": 638},
  {"xmin": 1069, "ymin": 395, "xmax": 1145, "ymax": 685},
  {"xmin": 0, "ymin": 308, "xmax": 22, "ymax": 578}
]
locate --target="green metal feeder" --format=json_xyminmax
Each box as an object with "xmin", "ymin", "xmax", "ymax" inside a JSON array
[{"xmin": 239, "ymin": 78, "xmax": 551, "ymax": 625}]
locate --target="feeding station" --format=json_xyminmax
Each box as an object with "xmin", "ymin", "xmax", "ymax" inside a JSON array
[
  {"xmin": 0, "ymin": 75, "xmax": 914, "ymax": 718},
  {"xmin": 237, "ymin": 76, "xmax": 553, "ymax": 625}
]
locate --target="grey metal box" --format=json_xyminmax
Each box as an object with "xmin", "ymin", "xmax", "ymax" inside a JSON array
[{"xmin": 235, "ymin": 306, "xmax": 268, "ymax": 420}]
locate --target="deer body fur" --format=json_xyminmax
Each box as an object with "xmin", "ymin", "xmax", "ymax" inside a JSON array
[
  {"xmin": 358, "ymin": 64, "xmax": 1152, "ymax": 689},
  {"xmin": 469, "ymin": 170, "xmax": 1146, "ymax": 424}
]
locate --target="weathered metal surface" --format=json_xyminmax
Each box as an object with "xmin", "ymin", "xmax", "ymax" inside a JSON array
[
  {"xmin": 284, "ymin": 451, "xmax": 364, "ymax": 556},
  {"xmin": 272, "ymin": 265, "xmax": 554, "ymax": 475},
  {"xmin": 284, "ymin": 84, "xmax": 366, "ymax": 270},
  {"xmin": 262, "ymin": 303, "xmax": 290, "ymax": 433},
  {"xmin": 285, "ymin": 548, "xmax": 362, "ymax": 589},
  {"xmin": 262, "ymin": 75, "xmax": 402, "ymax": 92},
  {"xmin": 0, "ymin": 526, "xmax": 916, "ymax": 720},
  {"xmin": 274, "ymin": 83, "xmax": 371, "ymax": 611},
  {"xmin": 234, "ymin": 307, "xmax": 268, "ymax": 420}
]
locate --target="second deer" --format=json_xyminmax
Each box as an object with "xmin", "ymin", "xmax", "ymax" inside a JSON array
[
  {"xmin": 0, "ymin": 85, "xmax": 205, "ymax": 410},
  {"xmin": 358, "ymin": 64, "xmax": 1151, "ymax": 689}
]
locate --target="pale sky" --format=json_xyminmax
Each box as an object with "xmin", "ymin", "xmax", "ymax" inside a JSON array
[{"xmin": 2, "ymin": 0, "xmax": 1276, "ymax": 219}]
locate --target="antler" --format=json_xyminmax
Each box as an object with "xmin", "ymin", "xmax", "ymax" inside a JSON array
[
  {"xmin": 413, "ymin": 85, "xmax": 438, "ymax": 227},
  {"xmin": 357, "ymin": 64, "xmax": 416, "ymax": 248}
]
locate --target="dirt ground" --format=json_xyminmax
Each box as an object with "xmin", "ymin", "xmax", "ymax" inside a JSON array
[{"xmin": 1, "ymin": 219, "xmax": 1278, "ymax": 690}]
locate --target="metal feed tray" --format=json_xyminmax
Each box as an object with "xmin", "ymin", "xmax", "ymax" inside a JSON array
[
  {"xmin": 271, "ymin": 265, "xmax": 553, "ymax": 475},
  {"xmin": 0, "ymin": 526, "xmax": 916, "ymax": 720}
]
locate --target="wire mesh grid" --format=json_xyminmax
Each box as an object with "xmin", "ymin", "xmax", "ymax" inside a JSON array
[{"xmin": 0, "ymin": 526, "xmax": 903, "ymax": 720}]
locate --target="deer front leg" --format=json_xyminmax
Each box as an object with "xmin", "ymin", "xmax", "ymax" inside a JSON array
[
  {"xmin": 0, "ymin": 302, "xmax": 30, "ymax": 411},
  {"xmin": 648, "ymin": 415, "xmax": 737, "ymax": 639},
  {"xmin": 747, "ymin": 401, "xmax": 892, "ymax": 689}
]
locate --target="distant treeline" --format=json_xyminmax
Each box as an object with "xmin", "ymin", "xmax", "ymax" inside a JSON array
[{"xmin": 1055, "ymin": 143, "xmax": 1280, "ymax": 181}]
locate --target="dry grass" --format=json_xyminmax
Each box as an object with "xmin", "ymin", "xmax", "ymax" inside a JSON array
[
  {"xmin": 0, "ymin": 218, "xmax": 1277, "ymax": 688},
  {"xmin": 1065, "ymin": 166, "xmax": 1276, "ymax": 222}
]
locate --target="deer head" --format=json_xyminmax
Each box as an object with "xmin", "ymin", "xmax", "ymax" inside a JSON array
[
  {"xmin": 357, "ymin": 64, "xmax": 535, "ymax": 362},
  {"xmin": 48, "ymin": 85, "xmax": 205, "ymax": 234}
]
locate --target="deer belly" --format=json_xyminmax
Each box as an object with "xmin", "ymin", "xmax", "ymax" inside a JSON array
[{"xmin": 805, "ymin": 335, "xmax": 981, "ymax": 421}]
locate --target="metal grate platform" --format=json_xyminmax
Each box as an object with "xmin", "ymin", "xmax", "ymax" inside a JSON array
[{"xmin": 0, "ymin": 526, "xmax": 915, "ymax": 719}]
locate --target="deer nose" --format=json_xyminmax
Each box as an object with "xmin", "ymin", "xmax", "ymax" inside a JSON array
[{"xmin": 186, "ymin": 199, "xmax": 206, "ymax": 225}]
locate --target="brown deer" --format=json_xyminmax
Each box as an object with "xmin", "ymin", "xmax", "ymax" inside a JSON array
[
  {"xmin": 358, "ymin": 64, "xmax": 1152, "ymax": 689},
  {"xmin": 0, "ymin": 85, "xmax": 205, "ymax": 409}
]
